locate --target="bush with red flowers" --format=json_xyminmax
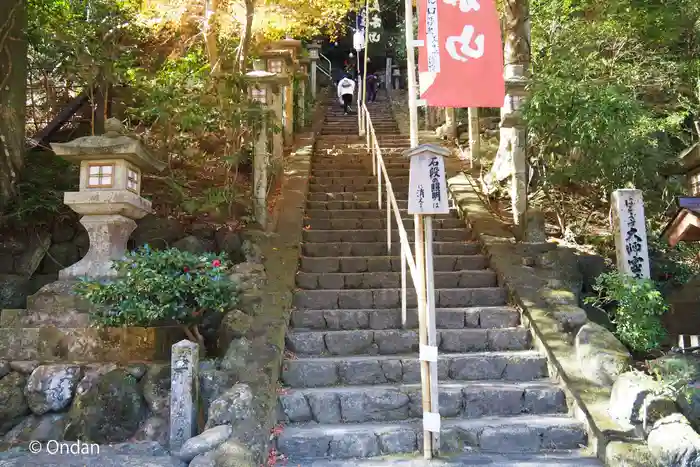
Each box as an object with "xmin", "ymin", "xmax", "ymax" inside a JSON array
[{"xmin": 73, "ymin": 245, "xmax": 240, "ymax": 348}]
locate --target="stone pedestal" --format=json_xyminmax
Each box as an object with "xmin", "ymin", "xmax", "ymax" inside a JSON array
[{"xmin": 59, "ymin": 214, "xmax": 136, "ymax": 279}]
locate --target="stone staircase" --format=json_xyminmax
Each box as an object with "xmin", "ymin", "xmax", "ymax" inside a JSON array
[{"xmin": 274, "ymin": 96, "xmax": 601, "ymax": 465}]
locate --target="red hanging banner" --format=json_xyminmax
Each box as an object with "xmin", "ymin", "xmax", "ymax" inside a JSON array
[{"xmin": 417, "ymin": 0, "xmax": 505, "ymax": 108}]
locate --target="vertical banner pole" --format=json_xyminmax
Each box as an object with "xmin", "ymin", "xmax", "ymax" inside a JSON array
[
  {"xmin": 404, "ymin": 0, "xmax": 419, "ymax": 148},
  {"xmin": 414, "ymin": 213, "xmax": 432, "ymax": 459},
  {"xmin": 424, "ymin": 215, "xmax": 440, "ymax": 453}
]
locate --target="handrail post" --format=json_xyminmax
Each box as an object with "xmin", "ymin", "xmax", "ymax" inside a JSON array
[
  {"xmin": 386, "ymin": 184, "xmax": 391, "ymax": 253},
  {"xmin": 401, "ymin": 245, "xmax": 407, "ymax": 328}
]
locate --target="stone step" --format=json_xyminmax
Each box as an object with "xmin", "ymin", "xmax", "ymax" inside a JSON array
[
  {"xmin": 292, "ymin": 288, "xmax": 506, "ymax": 310},
  {"xmin": 299, "ymin": 254, "xmax": 487, "ymax": 272},
  {"xmin": 275, "ymin": 414, "xmax": 586, "ymax": 459},
  {"xmin": 295, "ymin": 270, "xmax": 497, "ymax": 290},
  {"xmin": 304, "ymin": 218, "xmax": 464, "ymax": 231},
  {"xmin": 279, "ymin": 380, "xmax": 566, "ymax": 425},
  {"xmin": 301, "ymin": 242, "xmax": 480, "ymax": 257},
  {"xmin": 302, "ymin": 229, "xmax": 469, "ymax": 243},
  {"xmin": 309, "ymin": 177, "xmax": 410, "ymax": 186},
  {"xmin": 289, "ymin": 307, "xmax": 520, "ymax": 331},
  {"xmin": 285, "ymin": 327, "xmax": 530, "ymax": 357},
  {"xmin": 281, "ymin": 350, "xmax": 548, "ymax": 388},
  {"xmin": 312, "ymin": 162, "xmax": 410, "ymax": 171},
  {"xmin": 292, "ymin": 451, "xmax": 602, "ymax": 466},
  {"xmin": 306, "ymin": 200, "xmax": 409, "ymax": 211},
  {"xmin": 305, "ymin": 209, "xmax": 457, "ymax": 219},
  {"xmin": 308, "ymin": 184, "xmax": 409, "ymax": 193},
  {"xmin": 311, "ymin": 169, "xmax": 408, "ymax": 178}
]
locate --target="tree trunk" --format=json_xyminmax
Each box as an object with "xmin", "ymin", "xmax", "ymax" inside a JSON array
[
  {"xmin": 203, "ymin": 0, "xmax": 221, "ymax": 73},
  {"xmin": 0, "ymin": 0, "xmax": 27, "ymax": 211},
  {"xmin": 499, "ymin": 0, "xmax": 530, "ymax": 236},
  {"xmin": 235, "ymin": 0, "xmax": 255, "ymax": 73}
]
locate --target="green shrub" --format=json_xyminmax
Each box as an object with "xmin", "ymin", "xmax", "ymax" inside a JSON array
[
  {"xmin": 73, "ymin": 245, "xmax": 239, "ymax": 348},
  {"xmin": 585, "ymin": 271, "xmax": 668, "ymax": 353}
]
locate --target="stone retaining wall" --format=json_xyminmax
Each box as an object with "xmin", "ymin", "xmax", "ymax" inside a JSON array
[{"xmin": 447, "ymin": 173, "xmax": 657, "ymax": 467}]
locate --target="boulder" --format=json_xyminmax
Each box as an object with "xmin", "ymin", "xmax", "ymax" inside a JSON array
[
  {"xmin": 211, "ymin": 439, "xmax": 256, "ymax": 467},
  {"xmin": 131, "ymin": 215, "xmax": 185, "ymax": 250},
  {"xmin": 190, "ymin": 450, "xmax": 216, "ymax": 467},
  {"xmin": 647, "ymin": 413, "xmax": 700, "ymax": 466},
  {"xmin": 64, "ymin": 369, "xmax": 147, "ymax": 443},
  {"xmin": 551, "ymin": 305, "xmax": 589, "ymax": 334},
  {"xmin": 25, "ymin": 364, "xmax": 82, "ymax": 414},
  {"xmin": 215, "ymin": 230, "xmax": 243, "ymax": 261},
  {"xmin": 3, "ymin": 413, "xmax": 67, "ymax": 443},
  {"xmin": 240, "ymin": 240, "xmax": 263, "ymax": 264},
  {"xmin": 141, "ymin": 364, "xmax": 171, "ymax": 416},
  {"xmin": 220, "ymin": 338, "xmax": 252, "ymax": 377},
  {"xmin": 577, "ymin": 253, "xmax": 608, "ymax": 293},
  {"xmin": 205, "ymin": 384, "xmax": 254, "ymax": 429},
  {"xmin": 41, "ymin": 243, "xmax": 80, "ymax": 274},
  {"xmin": 173, "ymin": 236, "xmax": 207, "ymax": 254},
  {"xmin": 576, "ymin": 322, "xmax": 632, "ymax": 387},
  {"xmin": 649, "ymin": 354, "xmax": 700, "ymax": 430},
  {"xmin": 132, "ymin": 415, "xmax": 169, "ymax": 446},
  {"xmin": 218, "ymin": 310, "xmax": 254, "ymax": 346},
  {"xmin": 610, "ymin": 371, "xmax": 679, "ymax": 436},
  {"xmin": 228, "ymin": 263, "xmax": 266, "ymax": 315},
  {"xmin": 0, "ymin": 360, "xmax": 9, "ymax": 378},
  {"xmin": 52, "ymin": 223, "xmax": 76, "ymax": 244},
  {"xmin": 178, "ymin": 424, "xmax": 232, "ymax": 462},
  {"xmin": 0, "ymin": 274, "xmax": 31, "ymax": 308},
  {"xmin": 10, "ymin": 361, "xmax": 38, "ymax": 374},
  {"xmin": 0, "ymin": 372, "xmax": 29, "ymax": 435},
  {"xmin": 15, "ymin": 230, "xmax": 51, "ymax": 277},
  {"xmin": 199, "ymin": 369, "xmax": 235, "ymax": 417},
  {"xmin": 521, "ymin": 208, "xmax": 547, "ymax": 243},
  {"xmin": 75, "ymin": 363, "xmax": 118, "ymax": 396}
]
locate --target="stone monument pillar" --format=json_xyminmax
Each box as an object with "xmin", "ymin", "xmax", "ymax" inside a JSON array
[
  {"xmin": 50, "ymin": 120, "xmax": 165, "ymax": 278},
  {"xmin": 611, "ymin": 189, "xmax": 651, "ymax": 279}
]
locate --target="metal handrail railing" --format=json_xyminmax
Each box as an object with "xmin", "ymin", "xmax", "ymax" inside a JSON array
[
  {"xmin": 318, "ymin": 53, "xmax": 333, "ymax": 78},
  {"xmin": 360, "ymin": 101, "xmax": 418, "ymax": 327}
]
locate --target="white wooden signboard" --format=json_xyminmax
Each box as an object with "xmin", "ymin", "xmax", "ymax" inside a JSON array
[{"xmin": 406, "ymin": 144, "xmax": 450, "ymax": 215}]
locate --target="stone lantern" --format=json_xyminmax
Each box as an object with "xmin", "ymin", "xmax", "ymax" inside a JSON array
[
  {"xmin": 259, "ymin": 49, "xmax": 295, "ymax": 144},
  {"xmin": 50, "ymin": 120, "xmax": 165, "ymax": 279},
  {"xmin": 245, "ymin": 70, "xmax": 286, "ymax": 227},
  {"xmin": 307, "ymin": 42, "xmax": 321, "ymax": 99}
]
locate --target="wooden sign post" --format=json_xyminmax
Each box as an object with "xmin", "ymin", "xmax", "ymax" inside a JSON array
[{"xmin": 405, "ymin": 143, "xmax": 450, "ymax": 458}]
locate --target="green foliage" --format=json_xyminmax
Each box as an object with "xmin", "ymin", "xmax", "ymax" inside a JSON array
[
  {"xmin": 125, "ymin": 47, "xmax": 274, "ymax": 219},
  {"xmin": 585, "ymin": 271, "xmax": 668, "ymax": 353},
  {"xmin": 27, "ymin": 0, "xmax": 144, "ymax": 87},
  {"xmin": 73, "ymin": 245, "xmax": 239, "ymax": 329},
  {"xmin": 0, "ymin": 150, "xmax": 77, "ymax": 227},
  {"xmin": 525, "ymin": 0, "xmax": 700, "ymax": 234},
  {"xmin": 649, "ymin": 356, "xmax": 700, "ymax": 405},
  {"xmin": 648, "ymin": 236, "xmax": 700, "ymax": 293}
]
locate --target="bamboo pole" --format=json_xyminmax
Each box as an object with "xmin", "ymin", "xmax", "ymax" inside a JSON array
[
  {"xmin": 424, "ymin": 216, "xmax": 440, "ymax": 452},
  {"xmin": 414, "ymin": 213, "xmax": 432, "ymax": 458}
]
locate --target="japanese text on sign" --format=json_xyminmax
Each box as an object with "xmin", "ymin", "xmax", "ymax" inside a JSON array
[
  {"xmin": 426, "ymin": 0, "xmax": 440, "ymax": 72},
  {"xmin": 417, "ymin": 0, "xmax": 504, "ymax": 107},
  {"xmin": 408, "ymin": 152, "xmax": 449, "ymax": 215},
  {"xmin": 623, "ymin": 197, "xmax": 645, "ymax": 278}
]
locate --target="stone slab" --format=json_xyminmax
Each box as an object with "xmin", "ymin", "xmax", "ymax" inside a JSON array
[{"xmin": 0, "ymin": 326, "xmax": 184, "ymax": 362}]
